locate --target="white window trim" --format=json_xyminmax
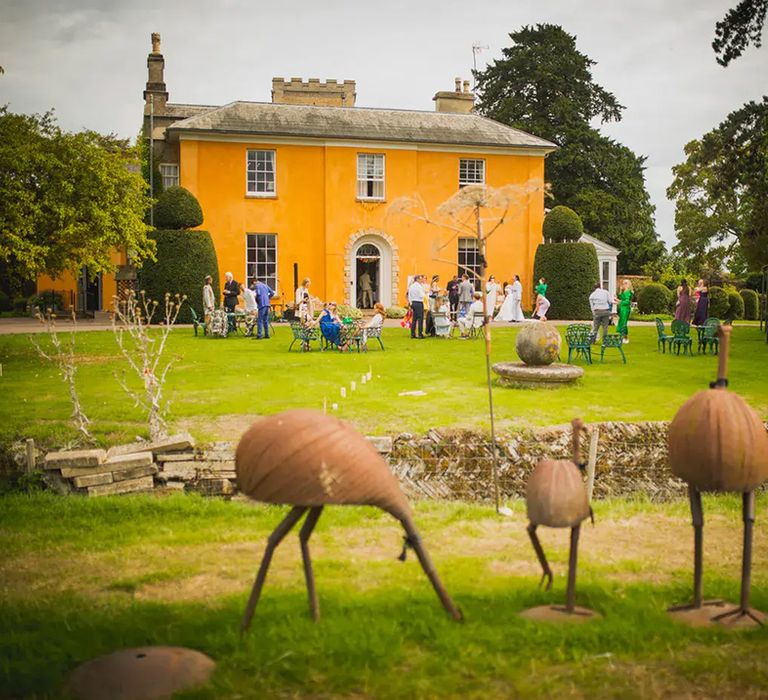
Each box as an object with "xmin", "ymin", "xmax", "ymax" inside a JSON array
[
  {"xmin": 245, "ymin": 149, "xmax": 278, "ymax": 198},
  {"xmin": 459, "ymin": 158, "xmax": 486, "ymax": 187},
  {"xmin": 356, "ymin": 153, "xmax": 386, "ymax": 202},
  {"xmin": 159, "ymin": 162, "xmax": 179, "ymax": 189},
  {"xmin": 245, "ymin": 233, "xmax": 279, "ymax": 293}
]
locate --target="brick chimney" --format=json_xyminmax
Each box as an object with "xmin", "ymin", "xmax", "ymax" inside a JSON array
[
  {"xmin": 143, "ymin": 32, "xmax": 168, "ymax": 116},
  {"xmin": 433, "ymin": 77, "xmax": 475, "ymax": 114},
  {"xmin": 271, "ymin": 78, "xmax": 356, "ymax": 107}
]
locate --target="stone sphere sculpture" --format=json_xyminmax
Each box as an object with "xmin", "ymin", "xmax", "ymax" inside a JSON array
[
  {"xmin": 515, "ymin": 322, "xmax": 562, "ymax": 366},
  {"xmin": 235, "ymin": 409, "xmax": 462, "ymax": 627}
]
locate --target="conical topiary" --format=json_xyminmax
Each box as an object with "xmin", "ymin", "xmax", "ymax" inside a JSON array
[{"xmin": 153, "ymin": 186, "xmax": 204, "ymax": 229}]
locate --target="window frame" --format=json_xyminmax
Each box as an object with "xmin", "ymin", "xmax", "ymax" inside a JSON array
[
  {"xmin": 459, "ymin": 158, "xmax": 486, "ymax": 187},
  {"xmin": 246, "ymin": 149, "xmax": 277, "ymax": 198},
  {"xmin": 356, "ymin": 153, "xmax": 386, "ymax": 201},
  {"xmin": 457, "ymin": 237, "xmax": 482, "ymax": 290},
  {"xmin": 159, "ymin": 162, "xmax": 179, "ymax": 189},
  {"xmin": 245, "ymin": 233, "xmax": 278, "ymax": 293}
]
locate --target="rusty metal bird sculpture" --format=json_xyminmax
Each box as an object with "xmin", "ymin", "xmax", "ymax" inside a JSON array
[{"xmin": 235, "ymin": 409, "xmax": 463, "ymax": 630}]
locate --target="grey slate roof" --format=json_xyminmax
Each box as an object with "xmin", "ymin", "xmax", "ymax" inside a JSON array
[
  {"xmin": 166, "ymin": 101, "xmax": 557, "ymax": 150},
  {"xmin": 164, "ymin": 103, "xmax": 218, "ymax": 119}
]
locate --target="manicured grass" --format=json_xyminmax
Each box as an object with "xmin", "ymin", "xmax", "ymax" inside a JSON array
[
  {"xmin": 2, "ymin": 493, "xmax": 768, "ymax": 698},
  {"xmin": 0, "ymin": 324, "xmax": 766, "ymax": 446}
]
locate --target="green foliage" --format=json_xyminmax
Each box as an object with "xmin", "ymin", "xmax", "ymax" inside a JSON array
[
  {"xmin": 668, "ymin": 99, "xmax": 768, "ymax": 272},
  {"xmin": 385, "ymin": 306, "xmax": 407, "ymax": 319},
  {"xmin": 0, "ymin": 290, "xmax": 11, "ymax": 312},
  {"xmin": 0, "ymin": 107, "xmax": 153, "ymax": 285},
  {"xmin": 29, "ymin": 290, "xmax": 64, "ymax": 312},
  {"xmin": 543, "ymin": 206, "xmax": 583, "ymax": 242},
  {"xmin": 474, "ymin": 24, "xmax": 663, "ymax": 273},
  {"xmin": 533, "ymin": 242, "xmax": 598, "ymax": 319},
  {"xmin": 636, "ymin": 283, "xmax": 673, "ymax": 314},
  {"xmin": 740, "ymin": 288, "xmax": 759, "ymax": 319},
  {"xmin": 138, "ymin": 229, "xmax": 219, "ymax": 324},
  {"xmin": 713, "ymin": 0, "xmax": 767, "ymax": 66},
  {"xmin": 728, "ymin": 289, "xmax": 745, "ymax": 319},
  {"xmin": 336, "ymin": 304, "xmax": 363, "ymax": 321},
  {"xmin": 707, "ymin": 286, "xmax": 730, "ymax": 318},
  {"xmin": 153, "ymin": 186, "xmax": 203, "ymax": 230}
]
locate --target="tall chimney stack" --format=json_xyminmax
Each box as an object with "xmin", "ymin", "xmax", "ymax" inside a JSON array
[
  {"xmin": 144, "ymin": 32, "xmax": 168, "ymax": 116},
  {"xmin": 434, "ymin": 78, "xmax": 475, "ymax": 114}
]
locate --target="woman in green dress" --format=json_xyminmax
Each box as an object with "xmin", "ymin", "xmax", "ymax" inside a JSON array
[{"xmin": 615, "ymin": 279, "xmax": 632, "ymax": 343}]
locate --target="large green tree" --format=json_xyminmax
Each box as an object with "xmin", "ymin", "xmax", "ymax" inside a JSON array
[
  {"xmin": 713, "ymin": 0, "xmax": 767, "ymax": 65},
  {"xmin": 0, "ymin": 107, "xmax": 153, "ymax": 284},
  {"xmin": 474, "ymin": 24, "xmax": 662, "ymax": 273},
  {"xmin": 667, "ymin": 98, "xmax": 768, "ymax": 272}
]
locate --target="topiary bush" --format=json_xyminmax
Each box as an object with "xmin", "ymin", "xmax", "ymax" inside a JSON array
[
  {"xmin": 139, "ymin": 229, "xmax": 220, "ymax": 324},
  {"xmin": 0, "ymin": 290, "xmax": 12, "ymax": 312},
  {"xmin": 727, "ymin": 289, "xmax": 745, "ymax": 320},
  {"xmin": 337, "ymin": 304, "xmax": 363, "ymax": 321},
  {"xmin": 542, "ymin": 206, "xmax": 584, "ymax": 243},
  {"xmin": 740, "ymin": 289, "xmax": 759, "ymax": 320},
  {"xmin": 707, "ymin": 286, "xmax": 729, "ymax": 319},
  {"xmin": 636, "ymin": 283, "xmax": 672, "ymax": 314},
  {"xmin": 532, "ymin": 242, "xmax": 598, "ymax": 320},
  {"xmin": 385, "ymin": 306, "xmax": 407, "ymax": 319},
  {"xmin": 153, "ymin": 186, "xmax": 204, "ymax": 230}
]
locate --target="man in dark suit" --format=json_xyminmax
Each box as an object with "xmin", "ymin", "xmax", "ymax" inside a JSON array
[
  {"xmin": 446, "ymin": 275, "xmax": 460, "ymax": 319},
  {"xmin": 223, "ymin": 271, "xmax": 239, "ymax": 312}
]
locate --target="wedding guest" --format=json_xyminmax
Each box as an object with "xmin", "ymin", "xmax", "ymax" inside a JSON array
[
  {"xmin": 295, "ymin": 277, "xmax": 311, "ymax": 308},
  {"xmin": 297, "ymin": 293, "xmax": 316, "ymax": 327},
  {"xmin": 511, "ymin": 274, "xmax": 525, "ymax": 322},
  {"xmin": 241, "ymin": 283, "xmax": 258, "ymax": 336},
  {"xmin": 486, "ymin": 275, "xmax": 500, "ymax": 317},
  {"xmin": 253, "ymin": 278, "xmax": 275, "ymax": 339},
  {"xmin": 319, "ymin": 301, "xmax": 346, "ymax": 350},
  {"xmin": 434, "ymin": 295, "xmax": 452, "ymax": 337},
  {"xmin": 458, "ymin": 291, "xmax": 484, "ymax": 337},
  {"xmin": 534, "ymin": 278, "xmax": 549, "ymax": 321},
  {"xmin": 458, "ymin": 274, "xmax": 474, "ymax": 316},
  {"xmin": 589, "ymin": 282, "xmax": 612, "ymax": 342},
  {"xmin": 202, "ymin": 275, "xmax": 215, "ymax": 321},
  {"xmin": 426, "ymin": 274, "xmax": 440, "ymax": 336},
  {"xmin": 693, "ymin": 278, "xmax": 709, "ymax": 325},
  {"xmin": 496, "ymin": 280, "xmax": 516, "ymax": 322},
  {"xmin": 223, "ymin": 271, "xmax": 239, "ymax": 312},
  {"xmin": 675, "ymin": 279, "xmax": 692, "ymax": 323},
  {"xmin": 446, "ymin": 275, "xmax": 460, "ymax": 319},
  {"xmin": 615, "ymin": 279, "xmax": 632, "ymax": 344},
  {"xmin": 407, "ymin": 275, "xmax": 425, "ymax": 339}
]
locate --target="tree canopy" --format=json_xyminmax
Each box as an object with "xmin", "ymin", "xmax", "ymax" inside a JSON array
[
  {"xmin": 0, "ymin": 107, "xmax": 153, "ymax": 284},
  {"xmin": 667, "ymin": 98, "xmax": 768, "ymax": 273},
  {"xmin": 713, "ymin": 0, "xmax": 767, "ymax": 65},
  {"xmin": 474, "ymin": 24, "xmax": 663, "ymax": 273}
]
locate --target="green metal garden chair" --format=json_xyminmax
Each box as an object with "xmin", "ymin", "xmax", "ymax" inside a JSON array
[
  {"xmin": 190, "ymin": 308, "xmax": 207, "ymax": 337},
  {"xmin": 698, "ymin": 318, "xmax": 720, "ymax": 355},
  {"xmin": 655, "ymin": 318, "xmax": 673, "ymax": 353},
  {"xmin": 600, "ymin": 333, "xmax": 627, "ymax": 363},
  {"xmin": 670, "ymin": 320, "xmax": 693, "ymax": 355},
  {"xmin": 288, "ymin": 322, "xmax": 319, "ymax": 352},
  {"xmin": 566, "ymin": 324, "xmax": 592, "ymax": 364}
]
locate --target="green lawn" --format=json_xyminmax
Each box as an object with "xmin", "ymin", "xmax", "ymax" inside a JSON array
[
  {"xmin": 0, "ymin": 324, "xmax": 766, "ymax": 447},
  {"xmin": 2, "ymin": 493, "xmax": 768, "ymax": 698}
]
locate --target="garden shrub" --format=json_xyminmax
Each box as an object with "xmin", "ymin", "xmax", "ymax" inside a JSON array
[
  {"xmin": 153, "ymin": 186, "xmax": 204, "ymax": 229},
  {"xmin": 29, "ymin": 290, "xmax": 64, "ymax": 312},
  {"xmin": 532, "ymin": 242, "xmax": 598, "ymax": 320},
  {"xmin": 337, "ymin": 304, "xmax": 363, "ymax": 321},
  {"xmin": 636, "ymin": 283, "xmax": 672, "ymax": 314},
  {"xmin": 0, "ymin": 290, "xmax": 12, "ymax": 312},
  {"xmin": 139, "ymin": 229, "xmax": 220, "ymax": 324},
  {"xmin": 707, "ymin": 286, "xmax": 729, "ymax": 319},
  {"xmin": 740, "ymin": 289, "xmax": 759, "ymax": 320},
  {"xmin": 385, "ymin": 306, "xmax": 407, "ymax": 319},
  {"xmin": 727, "ymin": 289, "xmax": 745, "ymax": 320},
  {"xmin": 542, "ymin": 206, "xmax": 584, "ymax": 243}
]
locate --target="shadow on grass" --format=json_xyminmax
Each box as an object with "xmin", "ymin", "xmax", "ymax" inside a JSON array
[{"xmin": 3, "ymin": 580, "xmax": 768, "ymax": 699}]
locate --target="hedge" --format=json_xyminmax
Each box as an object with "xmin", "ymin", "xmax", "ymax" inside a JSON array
[
  {"xmin": 707, "ymin": 286, "xmax": 729, "ymax": 319},
  {"xmin": 727, "ymin": 290, "xmax": 745, "ymax": 320},
  {"xmin": 0, "ymin": 290, "xmax": 11, "ymax": 312},
  {"xmin": 138, "ymin": 229, "xmax": 220, "ymax": 324},
  {"xmin": 532, "ymin": 242, "xmax": 598, "ymax": 320},
  {"xmin": 636, "ymin": 283, "xmax": 672, "ymax": 314},
  {"xmin": 385, "ymin": 306, "xmax": 407, "ymax": 319},
  {"xmin": 740, "ymin": 289, "xmax": 759, "ymax": 320},
  {"xmin": 153, "ymin": 186, "xmax": 204, "ymax": 230},
  {"xmin": 337, "ymin": 304, "xmax": 363, "ymax": 321},
  {"xmin": 542, "ymin": 206, "xmax": 584, "ymax": 243}
]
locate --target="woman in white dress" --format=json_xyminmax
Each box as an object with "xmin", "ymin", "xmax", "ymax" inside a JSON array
[
  {"xmin": 485, "ymin": 275, "xmax": 500, "ymax": 317},
  {"xmin": 511, "ymin": 274, "xmax": 525, "ymax": 322},
  {"xmin": 495, "ymin": 281, "xmax": 515, "ymax": 322},
  {"xmin": 295, "ymin": 277, "xmax": 311, "ymax": 308}
]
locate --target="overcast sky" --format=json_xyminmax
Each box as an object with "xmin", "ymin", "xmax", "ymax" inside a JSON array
[{"xmin": 1, "ymin": 0, "xmax": 765, "ymax": 249}]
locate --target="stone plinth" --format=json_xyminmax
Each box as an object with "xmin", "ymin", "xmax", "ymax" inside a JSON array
[{"xmin": 492, "ymin": 361, "xmax": 583, "ymax": 388}]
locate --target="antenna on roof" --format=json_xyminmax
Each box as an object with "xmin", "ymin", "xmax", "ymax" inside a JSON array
[{"xmin": 472, "ymin": 42, "xmax": 489, "ymax": 90}]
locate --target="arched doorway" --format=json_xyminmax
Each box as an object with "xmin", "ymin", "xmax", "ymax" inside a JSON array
[{"xmin": 349, "ymin": 235, "xmax": 392, "ymax": 308}]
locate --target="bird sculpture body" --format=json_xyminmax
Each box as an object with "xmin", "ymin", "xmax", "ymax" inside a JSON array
[
  {"xmin": 668, "ymin": 325, "xmax": 768, "ymax": 626},
  {"xmin": 525, "ymin": 418, "xmax": 592, "ymax": 615},
  {"xmin": 235, "ymin": 409, "xmax": 462, "ymax": 629}
]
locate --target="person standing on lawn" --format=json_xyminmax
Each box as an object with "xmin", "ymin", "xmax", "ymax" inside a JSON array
[
  {"xmin": 615, "ymin": 279, "xmax": 633, "ymax": 343},
  {"xmin": 458, "ymin": 274, "xmax": 474, "ymax": 317},
  {"xmin": 589, "ymin": 282, "xmax": 612, "ymax": 343},
  {"xmin": 511, "ymin": 274, "xmax": 525, "ymax": 322},
  {"xmin": 241, "ymin": 283, "xmax": 258, "ymax": 336},
  {"xmin": 675, "ymin": 279, "xmax": 692, "ymax": 323},
  {"xmin": 446, "ymin": 275, "xmax": 460, "ymax": 319},
  {"xmin": 486, "ymin": 275, "xmax": 500, "ymax": 318},
  {"xmin": 202, "ymin": 275, "xmax": 215, "ymax": 322},
  {"xmin": 253, "ymin": 279, "xmax": 275, "ymax": 339},
  {"xmin": 693, "ymin": 279, "xmax": 709, "ymax": 325},
  {"xmin": 408, "ymin": 275, "xmax": 426, "ymax": 339},
  {"xmin": 223, "ymin": 271, "xmax": 239, "ymax": 312},
  {"xmin": 533, "ymin": 278, "xmax": 549, "ymax": 320}
]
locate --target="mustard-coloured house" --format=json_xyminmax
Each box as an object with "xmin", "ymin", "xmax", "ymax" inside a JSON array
[{"xmin": 43, "ymin": 34, "xmax": 556, "ymax": 314}]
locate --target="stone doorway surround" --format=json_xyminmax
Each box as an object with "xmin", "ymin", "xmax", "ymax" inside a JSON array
[{"xmin": 344, "ymin": 228, "xmax": 399, "ymax": 309}]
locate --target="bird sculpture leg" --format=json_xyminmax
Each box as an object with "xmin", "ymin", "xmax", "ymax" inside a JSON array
[
  {"xmin": 527, "ymin": 523, "xmax": 553, "ymax": 591},
  {"xmin": 712, "ymin": 490, "xmax": 764, "ymax": 626},
  {"xmin": 401, "ymin": 516, "xmax": 463, "ymax": 621},
  {"xmin": 241, "ymin": 506, "xmax": 307, "ymax": 634},
  {"xmin": 299, "ymin": 506, "xmax": 324, "ymax": 622},
  {"xmin": 564, "ymin": 525, "xmax": 581, "ymax": 614}
]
